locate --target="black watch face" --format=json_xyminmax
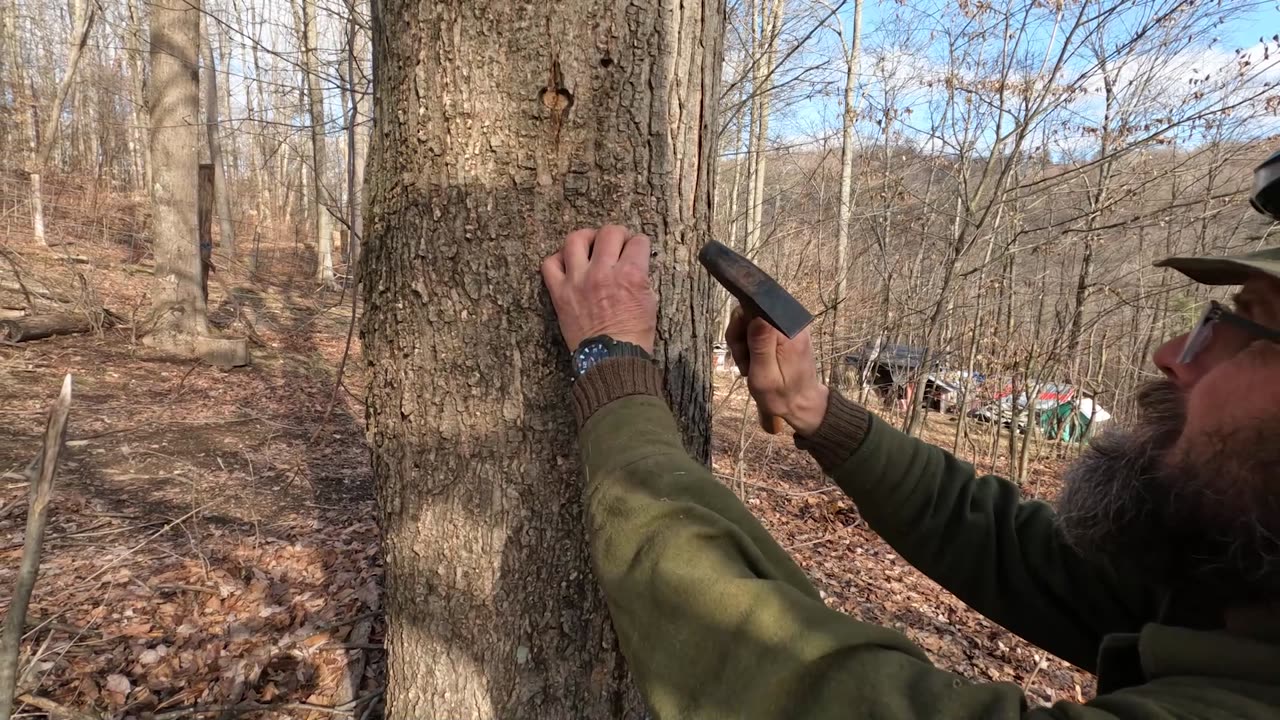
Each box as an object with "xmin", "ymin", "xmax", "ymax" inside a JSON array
[{"xmin": 573, "ymin": 341, "xmax": 611, "ymax": 378}]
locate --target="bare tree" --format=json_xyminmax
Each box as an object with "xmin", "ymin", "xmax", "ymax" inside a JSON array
[
  {"xmin": 296, "ymin": 0, "xmax": 334, "ymax": 286},
  {"xmin": 146, "ymin": 0, "xmax": 207, "ymax": 347},
  {"xmin": 827, "ymin": 0, "xmax": 862, "ymax": 386},
  {"xmin": 28, "ymin": 0, "xmax": 96, "ymax": 246},
  {"xmin": 125, "ymin": 0, "xmax": 151, "ymax": 191},
  {"xmin": 200, "ymin": 10, "xmax": 236, "ymax": 257},
  {"xmin": 361, "ymin": 0, "xmax": 722, "ymax": 716}
]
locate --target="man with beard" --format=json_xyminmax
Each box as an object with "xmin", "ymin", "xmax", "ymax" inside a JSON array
[{"xmin": 541, "ymin": 152, "xmax": 1280, "ymax": 718}]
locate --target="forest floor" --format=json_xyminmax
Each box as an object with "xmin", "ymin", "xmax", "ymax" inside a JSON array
[{"xmin": 1, "ymin": 210, "xmax": 1090, "ymax": 717}]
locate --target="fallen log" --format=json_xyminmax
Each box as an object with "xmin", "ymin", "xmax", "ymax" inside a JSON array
[{"xmin": 0, "ymin": 312, "xmax": 111, "ymax": 342}]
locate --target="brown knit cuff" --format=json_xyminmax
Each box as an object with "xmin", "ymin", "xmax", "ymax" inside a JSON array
[
  {"xmin": 794, "ymin": 390, "xmax": 872, "ymax": 474},
  {"xmin": 571, "ymin": 357, "xmax": 666, "ymax": 428}
]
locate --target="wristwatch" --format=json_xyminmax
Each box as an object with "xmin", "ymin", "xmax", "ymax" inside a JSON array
[{"xmin": 571, "ymin": 335, "xmax": 654, "ymax": 380}]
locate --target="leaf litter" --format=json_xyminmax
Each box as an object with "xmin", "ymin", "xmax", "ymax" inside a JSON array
[{"xmin": 0, "ymin": 233, "xmax": 1094, "ymax": 716}]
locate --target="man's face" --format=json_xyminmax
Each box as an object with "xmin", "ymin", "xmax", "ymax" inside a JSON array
[{"xmin": 1057, "ymin": 274, "xmax": 1280, "ymax": 602}]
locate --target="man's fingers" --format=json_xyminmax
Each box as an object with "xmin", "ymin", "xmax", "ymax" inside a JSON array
[
  {"xmin": 619, "ymin": 233, "xmax": 651, "ymax": 269},
  {"xmin": 563, "ymin": 228, "xmax": 595, "ymax": 276},
  {"xmin": 592, "ymin": 225, "xmax": 628, "ymax": 267},
  {"xmin": 725, "ymin": 305, "xmax": 751, "ymax": 373},
  {"xmin": 540, "ymin": 253, "xmax": 565, "ymax": 287}
]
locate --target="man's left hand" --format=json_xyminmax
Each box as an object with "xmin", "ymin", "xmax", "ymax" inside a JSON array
[{"xmin": 541, "ymin": 225, "xmax": 658, "ymax": 353}]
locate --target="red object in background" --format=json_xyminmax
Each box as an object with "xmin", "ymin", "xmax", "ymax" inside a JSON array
[{"xmin": 992, "ymin": 383, "xmax": 1076, "ymax": 407}]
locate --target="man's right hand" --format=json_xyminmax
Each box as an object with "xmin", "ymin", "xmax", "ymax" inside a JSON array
[{"xmin": 725, "ymin": 305, "xmax": 829, "ymax": 436}]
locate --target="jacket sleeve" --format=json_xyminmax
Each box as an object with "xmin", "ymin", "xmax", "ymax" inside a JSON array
[
  {"xmin": 799, "ymin": 391, "xmax": 1161, "ymax": 672},
  {"xmin": 579, "ymin": 392, "xmax": 1156, "ymax": 720}
]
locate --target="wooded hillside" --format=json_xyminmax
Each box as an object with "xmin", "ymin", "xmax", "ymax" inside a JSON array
[{"xmin": 0, "ymin": 0, "xmax": 1277, "ymax": 715}]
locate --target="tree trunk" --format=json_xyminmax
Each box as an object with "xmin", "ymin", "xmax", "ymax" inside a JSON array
[
  {"xmin": 199, "ymin": 163, "xmax": 214, "ymax": 302},
  {"xmin": 29, "ymin": 0, "xmax": 95, "ymax": 245},
  {"xmin": 828, "ymin": 0, "xmax": 862, "ymax": 388},
  {"xmin": 743, "ymin": 0, "xmax": 782, "ymax": 258},
  {"xmin": 298, "ymin": 0, "xmax": 334, "ymax": 286},
  {"xmin": 248, "ymin": 2, "xmax": 271, "ymax": 274},
  {"xmin": 200, "ymin": 12, "xmax": 236, "ymax": 257},
  {"xmin": 341, "ymin": 10, "xmax": 368, "ymax": 269},
  {"xmin": 146, "ymin": 0, "xmax": 207, "ymax": 346},
  {"xmin": 3, "ymin": 0, "xmax": 32, "ymax": 170},
  {"xmin": 716, "ymin": 92, "xmax": 745, "ymax": 337},
  {"xmin": 361, "ymin": 1, "xmax": 721, "ymax": 717}
]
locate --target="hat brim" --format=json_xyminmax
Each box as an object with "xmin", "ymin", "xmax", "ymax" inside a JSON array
[{"xmin": 1154, "ymin": 256, "xmax": 1273, "ymax": 286}]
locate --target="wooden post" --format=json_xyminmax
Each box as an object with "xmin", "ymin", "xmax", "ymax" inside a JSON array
[{"xmin": 198, "ymin": 163, "xmax": 214, "ymax": 302}]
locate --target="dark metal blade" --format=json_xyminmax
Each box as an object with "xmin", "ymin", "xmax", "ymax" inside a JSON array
[{"xmin": 698, "ymin": 240, "xmax": 813, "ymax": 338}]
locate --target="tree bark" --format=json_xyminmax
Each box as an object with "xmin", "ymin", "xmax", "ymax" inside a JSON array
[
  {"xmin": 199, "ymin": 163, "xmax": 214, "ymax": 301},
  {"xmin": 146, "ymin": 0, "xmax": 207, "ymax": 346},
  {"xmin": 339, "ymin": 9, "xmax": 368, "ymax": 269},
  {"xmin": 361, "ymin": 1, "xmax": 721, "ymax": 717},
  {"xmin": 743, "ymin": 0, "xmax": 782, "ymax": 258},
  {"xmin": 200, "ymin": 12, "xmax": 236, "ymax": 257},
  {"xmin": 29, "ymin": 0, "xmax": 96, "ymax": 245},
  {"xmin": 828, "ymin": 0, "xmax": 862, "ymax": 387},
  {"xmin": 125, "ymin": 0, "xmax": 151, "ymax": 191},
  {"xmin": 297, "ymin": 0, "xmax": 334, "ymax": 286}
]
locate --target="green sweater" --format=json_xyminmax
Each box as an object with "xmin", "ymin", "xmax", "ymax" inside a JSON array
[{"xmin": 573, "ymin": 359, "xmax": 1280, "ymax": 719}]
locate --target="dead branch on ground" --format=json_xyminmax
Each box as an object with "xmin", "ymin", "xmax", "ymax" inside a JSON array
[{"xmin": 0, "ymin": 375, "xmax": 73, "ymax": 718}]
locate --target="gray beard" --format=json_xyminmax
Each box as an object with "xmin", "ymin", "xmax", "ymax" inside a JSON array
[{"xmin": 1056, "ymin": 381, "xmax": 1280, "ymax": 603}]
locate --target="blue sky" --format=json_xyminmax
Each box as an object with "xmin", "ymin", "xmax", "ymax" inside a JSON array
[{"xmin": 770, "ymin": 0, "xmax": 1280, "ymax": 149}]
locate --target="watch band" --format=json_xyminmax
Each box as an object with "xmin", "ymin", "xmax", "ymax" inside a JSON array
[{"xmin": 571, "ymin": 335, "xmax": 653, "ymax": 380}]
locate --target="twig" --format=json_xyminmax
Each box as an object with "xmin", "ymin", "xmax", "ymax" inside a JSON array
[
  {"xmin": 357, "ymin": 695, "xmax": 381, "ymax": 720},
  {"xmin": 153, "ymin": 584, "xmax": 219, "ymax": 595},
  {"xmin": 169, "ymin": 360, "xmax": 203, "ymax": 403},
  {"xmin": 22, "ymin": 617, "xmax": 93, "ymax": 639},
  {"xmin": 306, "ymin": 276, "xmax": 359, "ymax": 447},
  {"xmin": 14, "ymin": 692, "xmax": 100, "ymax": 720},
  {"xmin": 784, "ymin": 523, "xmax": 860, "ymax": 551},
  {"xmin": 1022, "ymin": 652, "xmax": 1046, "ymax": 691},
  {"xmin": 71, "ymin": 414, "xmax": 267, "ymax": 442},
  {"xmin": 0, "ymin": 375, "xmax": 72, "ymax": 719},
  {"xmin": 289, "ymin": 611, "xmax": 380, "ymax": 649},
  {"xmin": 0, "ymin": 248, "xmax": 36, "ymax": 310},
  {"xmin": 150, "ymin": 689, "xmax": 383, "ymax": 719},
  {"xmin": 713, "ymin": 473, "xmax": 838, "ymax": 497},
  {"xmin": 50, "ymin": 504, "xmax": 212, "ymax": 602},
  {"xmin": 332, "ymin": 598, "xmax": 379, "ymax": 707}
]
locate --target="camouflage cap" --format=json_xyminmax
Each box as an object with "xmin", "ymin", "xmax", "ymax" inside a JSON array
[{"xmin": 1155, "ymin": 246, "xmax": 1280, "ymax": 286}]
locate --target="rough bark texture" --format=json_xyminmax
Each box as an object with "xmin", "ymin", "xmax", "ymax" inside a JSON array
[
  {"xmin": 146, "ymin": 0, "xmax": 207, "ymax": 344},
  {"xmin": 199, "ymin": 163, "xmax": 214, "ymax": 301},
  {"xmin": 361, "ymin": 1, "xmax": 722, "ymax": 717},
  {"xmin": 298, "ymin": 0, "xmax": 334, "ymax": 286},
  {"xmin": 200, "ymin": 13, "xmax": 235, "ymax": 256}
]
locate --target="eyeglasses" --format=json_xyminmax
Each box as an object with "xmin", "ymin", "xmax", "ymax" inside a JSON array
[{"xmin": 1178, "ymin": 300, "xmax": 1280, "ymax": 365}]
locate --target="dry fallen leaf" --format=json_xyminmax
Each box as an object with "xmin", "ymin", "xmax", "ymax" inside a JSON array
[{"xmin": 105, "ymin": 673, "xmax": 131, "ymax": 695}]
